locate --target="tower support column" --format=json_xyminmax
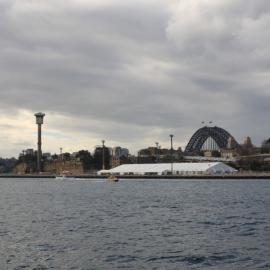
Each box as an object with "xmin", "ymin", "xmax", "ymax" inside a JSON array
[{"xmin": 35, "ymin": 112, "xmax": 45, "ymax": 174}]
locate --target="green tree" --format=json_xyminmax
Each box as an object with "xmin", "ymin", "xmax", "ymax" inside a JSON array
[
  {"xmin": 76, "ymin": 150, "xmax": 93, "ymax": 171},
  {"xmin": 93, "ymin": 147, "xmax": 111, "ymax": 170}
]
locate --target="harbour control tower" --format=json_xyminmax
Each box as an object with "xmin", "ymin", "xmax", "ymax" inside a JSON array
[{"xmin": 34, "ymin": 112, "xmax": 45, "ymax": 173}]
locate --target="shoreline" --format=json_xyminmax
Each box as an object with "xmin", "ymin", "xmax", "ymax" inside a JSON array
[{"xmin": 1, "ymin": 174, "xmax": 270, "ymax": 179}]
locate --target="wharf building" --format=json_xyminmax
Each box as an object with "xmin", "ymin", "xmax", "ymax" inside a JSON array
[
  {"xmin": 43, "ymin": 158, "xmax": 83, "ymax": 175},
  {"xmin": 14, "ymin": 150, "xmax": 84, "ymax": 175},
  {"xmin": 220, "ymin": 136, "xmax": 261, "ymax": 159},
  {"xmin": 137, "ymin": 146, "xmax": 183, "ymax": 163},
  {"xmin": 16, "ymin": 148, "xmax": 37, "ymax": 174}
]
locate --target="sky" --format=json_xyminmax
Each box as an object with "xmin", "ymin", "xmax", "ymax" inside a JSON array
[{"xmin": 1, "ymin": 0, "xmax": 270, "ymax": 157}]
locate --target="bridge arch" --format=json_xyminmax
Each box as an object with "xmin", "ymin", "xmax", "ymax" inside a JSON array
[{"xmin": 184, "ymin": 126, "xmax": 237, "ymax": 155}]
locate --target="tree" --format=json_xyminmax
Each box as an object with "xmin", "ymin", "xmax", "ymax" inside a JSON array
[
  {"xmin": 93, "ymin": 147, "xmax": 111, "ymax": 170},
  {"xmin": 0, "ymin": 158, "xmax": 18, "ymax": 173},
  {"xmin": 76, "ymin": 150, "xmax": 93, "ymax": 171},
  {"xmin": 63, "ymin": 152, "xmax": 71, "ymax": 161}
]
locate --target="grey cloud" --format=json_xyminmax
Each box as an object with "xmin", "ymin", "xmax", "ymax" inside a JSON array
[{"xmin": 0, "ymin": 0, "xmax": 270, "ymax": 156}]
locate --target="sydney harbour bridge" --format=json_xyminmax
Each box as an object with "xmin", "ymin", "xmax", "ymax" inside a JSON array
[{"xmin": 184, "ymin": 126, "xmax": 238, "ymax": 155}]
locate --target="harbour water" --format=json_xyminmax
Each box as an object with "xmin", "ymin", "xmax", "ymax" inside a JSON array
[{"xmin": 1, "ymin": 178, "xmax": 270, "ymax": 269}]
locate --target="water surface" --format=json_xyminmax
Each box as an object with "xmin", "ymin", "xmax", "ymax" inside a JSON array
[{"xmin": 1, "ymin": 178, "xmax": 270, "ymax": 269}]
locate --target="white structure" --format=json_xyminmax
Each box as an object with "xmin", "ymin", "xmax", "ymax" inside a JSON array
[{"xmin": 98, "ymin": 162, "xmax": 237, "ymax": 176}]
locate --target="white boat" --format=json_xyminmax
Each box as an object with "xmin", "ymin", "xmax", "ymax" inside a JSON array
[
  {"xmin": 107, "ymin": 175, "xmax": 119, "ymax": 182},
  {"xmin": 55, "ymin": 175, "xmax": 68, "ymax": 180},
  {"xmin": 55, "ymin": 171, "xmax": 71, "ymax": 180}
]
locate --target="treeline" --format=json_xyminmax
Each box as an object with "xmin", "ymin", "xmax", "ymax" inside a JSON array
[
  {"xmin": 0, "ymin": 158, "xmax": 18, "ymax": 173},
  {"xmin": 62, "ymin": 149, "xmax": 111, "ymax": 171},
  {"xmin": 17, "ymin": 147, "xmax": 112, "ymax": 172}
]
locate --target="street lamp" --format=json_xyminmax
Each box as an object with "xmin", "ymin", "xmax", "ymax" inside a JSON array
[
  {"xmin": 34, "ymin": 112, "xmax": 45, "ymax": 174},
  {"xmin": 170, "ymin": 134, "xmax": 174, "ymax": 174},
  {"xmin": 155, "ymin": 142, "xmax": 159, "ymax": 163},
  {"xmin": 60, "ymin": 147, "xmax": 63, "ymax": 161},
  {"xmin": 102, "ymin": 140, "xmax": 105, "ymax": 170}
]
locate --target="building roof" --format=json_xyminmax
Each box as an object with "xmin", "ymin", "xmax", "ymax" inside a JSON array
[{"xmin": 99, "ymin": 162, "xmax": 237, "ymax": 175}]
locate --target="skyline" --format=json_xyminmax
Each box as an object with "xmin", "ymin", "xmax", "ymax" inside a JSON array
[
  {"xmin": 1, "ymin": 0, "xmax": 270, "ymax": 157},
  {"xmin": 1, "ymin": 111, "xmax": 266, "ymax": 158}
]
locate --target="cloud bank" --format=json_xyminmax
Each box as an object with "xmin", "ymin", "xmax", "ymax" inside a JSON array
[{"xmin": 0, "ymin": 0, "xmax": 270, "ymax": 156}]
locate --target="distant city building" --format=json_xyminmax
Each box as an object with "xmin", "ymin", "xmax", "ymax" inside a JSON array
[
  {"xmin": 138, "ymin": 147, "xmax": 157, "ymax": 157},
  {"xmin": 138, "ymin": 146, "xmax": 183, "ymax": 163},
  {"xmin": 111, "ymin": 147, "xmax": 130, "ymax": 168},
  {"xmin": 43, "ymin": 160, "xmax": 84, "ymax": 175},
  {"xmin": 19, "ymin": 149, "xmax": 35, "ymax": 157},
  {"xmin": 16, "ymin": 149, "xmax": 37, "ymax": 173},
  {"xmin": 203, "ymin": 150, "xmax": 220, "ymax": 158},
  {"xmin": 14, "ymin": 162, "xmax": 34, "ymax": 174},
  {"xmin": 220, "ymin": 148, "xmax": 240, "ymax": 159},
  {"xmin": 25, "ymin": 149, "xmax": 35, "ymax": 156},
  {"xmin": 240, "ymin": 136, "xmax": 260, "ymax": 156},
  {"xmin": 227, "ymin": 136, "xmax": 238, "ymax": 149},
  {"xmin": 112, "ymin": 147, "xmax": 129, "ymax": 158},
  {"xmin": 43, "ymin": 153, "xmax": 52, "ymax": 160},
  {"xmin": 219, "ymin": 136, "xmax": 241, "ymax": 159},
  {"xmin": 262, "ymin": 138, "xmax": 270, "ymax": 153},
  {"xmin": 243, "ymin": 136, "xmax": 253, "ymax": 148},
  {"xmin": 71, "ymin": 152, "xmax": 79, "ymax": 158}
]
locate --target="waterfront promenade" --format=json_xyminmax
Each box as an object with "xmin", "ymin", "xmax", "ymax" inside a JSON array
[{"xmin": 1, "ymin": 173, "xmax": 270, "ymax": 179}]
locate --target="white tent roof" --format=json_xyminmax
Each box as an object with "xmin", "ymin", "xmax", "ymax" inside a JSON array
[{"xmin": 98, "ymin": 162, "xmax": 237, "ymax": 175}]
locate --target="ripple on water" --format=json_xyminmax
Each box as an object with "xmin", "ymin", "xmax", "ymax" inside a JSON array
[
  {"xmin": 0, "ymin": 230, "xmax": 9, "ymax": 236},
  {"xmin": 146, "ymin": 253, "xmax": 237, "ymax": 266},
  {"xmin": 105, "ymin": 255, "xmax": 139, "ymax": 263},
  {"xmin": 1, "ymin": 178, "xmax": 270, "ymax": 269},
  {"xmin": 14, "ymin": 265, "xmax": 30, "ymax": 270},
  {"xmin": 256, "ymin": 262, "xmax": 270, "ymax": 268}
]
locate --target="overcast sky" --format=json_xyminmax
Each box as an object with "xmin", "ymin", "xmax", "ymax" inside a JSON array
[{"xmin": 1, "ymin": 0, "xmax": 270, "ymax": 157}]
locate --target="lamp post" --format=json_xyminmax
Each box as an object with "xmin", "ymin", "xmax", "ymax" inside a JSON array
[
  {"xmin": 60, "ymin": 147, "xmax": 63, "ymax": 160},
  {"xmin": 170, "ymin": 134, "xmax": 174, "ymax": 174},
  {"xmin": 34, "ymin": 112, "xmax": 45, "ymax": 174},
  {"xmin": 155, "ymin": 142, "xmax": 159, "ymax": 163},
  {"xmin": 102, "ymin": 140, "xmax": 105, "ymax": 170}
]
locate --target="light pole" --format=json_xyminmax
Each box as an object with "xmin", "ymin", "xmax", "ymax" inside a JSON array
[
  {"xmin": 155, "ymin": 142, "xmax": 159, "ymax": 163},
  {"xmin": 102, "ymin": 140, "xmax": 105, "ymax": 170},
  {"xmin": 170, "ymin": 134, "xmax": 174, "ymax": 174},
  {"xmin": 34, "ymin": 112, "xmax": 45, "ymax": 174},
  {"xmin": 60, "ymin": 147, "xmax": 63, "ymax": 160}
]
